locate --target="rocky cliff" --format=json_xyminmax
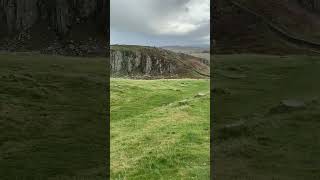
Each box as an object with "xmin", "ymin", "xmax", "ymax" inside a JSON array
[
  {"xmin": 0, "ymin": 0, "xmax": 106, "ymax": 35},
  {"xmin": 110, "ymin": 45, "xmax": 210, "ymax": 78},
  {"xmin": 0, "ymin": 0, "xmax": 107, "ymax": 56}
]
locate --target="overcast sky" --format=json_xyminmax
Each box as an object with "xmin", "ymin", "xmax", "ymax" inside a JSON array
[{"xmin": 111, "ymin": 0, "xmax": 210, "ymax": 47}]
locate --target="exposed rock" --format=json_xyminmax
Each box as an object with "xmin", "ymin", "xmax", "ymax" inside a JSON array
[
  {"xmin": 110, "ymin": 45, "xmax": 210, "ymax": 78},
  {"xmin": 0, "ymin": 0, "xmax": 107, "ymax": 35},
  {"xmin": 110, "ymin": 49, "xmax": 177, "ymax": 76},
  {"xmin": 195, "ymin": 93, "xmax": 206, "ymax": 98},
  {"xmin": 0, "ymin": 0, "xmax": 107, "ymax": 56}
]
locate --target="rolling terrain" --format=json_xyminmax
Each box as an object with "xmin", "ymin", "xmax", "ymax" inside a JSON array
[
  {"xmin": 214, "ymin": 54, "xmax": 320, "ymax": 179},
  {"xmin": 110, "ymin": 44, "xmax": 211, "ymax": 179},
  {"xmin": 109, "ymin": 42, "xmax": 211, "ymax": 179},
  {"xmin": 111, "ymin": 78, "xmax": 210, "ymax": 179}
]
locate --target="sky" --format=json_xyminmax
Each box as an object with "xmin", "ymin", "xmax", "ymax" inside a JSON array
[{"xmin": 110, "ymin": 0, "xmax": 210, "ymax": 47}]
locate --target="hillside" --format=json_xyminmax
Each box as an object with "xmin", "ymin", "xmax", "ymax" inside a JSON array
[
  {"xmin": 213, "ymin": 0, "xmax": 320, "ymax": 54},
  {"xmin": 110, "ymin": 45, "xmax": 210, "ymax": 78}
]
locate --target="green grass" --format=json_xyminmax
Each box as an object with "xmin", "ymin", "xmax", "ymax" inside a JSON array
[
  {"xmin": 0, "ymin": 53, "xmax": 108, "ymax": 179},
  {"xmin": 214, "ymin": 54, "xmax": 320, "ymax": 180},
  {"xmin": 111, "ymin": 78, "xmax": 210, "ymax": 179}
]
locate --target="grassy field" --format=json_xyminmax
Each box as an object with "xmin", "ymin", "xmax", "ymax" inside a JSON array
[
  {"xmin": 111, "ymin": 79, "xmax": 210, "ymax": 179},
  {"xmin": 214, "ymin": 54, "xmax": 320, "ymax": 180},
  {"xmin": 0, "ymin": 53, "xmax": 108, "ymax": 179}
]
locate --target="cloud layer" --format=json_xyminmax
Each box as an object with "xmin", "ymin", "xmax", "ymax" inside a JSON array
[{"xmin": 111, "ymin": 0, "xmax": 210, "ymax": 46}]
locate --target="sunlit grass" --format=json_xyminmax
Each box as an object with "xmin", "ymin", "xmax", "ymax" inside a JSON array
[{"xmin": 111, "ymin": 78, "xmax": 210, "ymax": 179}]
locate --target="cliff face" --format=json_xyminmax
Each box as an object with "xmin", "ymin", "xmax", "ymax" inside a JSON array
[
  {"xmin": 0, "ymin": 0, "xmax": 107, "ymax": 56},
  {"xmin": 0, "ymin": 0, "xmax": 107, "ymax": 35},
  {"xmin": 110, "ymin": 49, "xmax": 177, "ymax": 77},
  {"xmin": 110, "ymin": 45, "xmax": 210, "ymax": 78}
]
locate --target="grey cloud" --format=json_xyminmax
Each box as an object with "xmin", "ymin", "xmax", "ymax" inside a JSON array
[{"xmin": 111, "ymin": 0, "xmax": 209, "ymax": 46}]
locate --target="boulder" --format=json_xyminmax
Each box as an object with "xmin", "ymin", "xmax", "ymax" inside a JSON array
[{"xmin": 269, "ymin": 99, "xmax": 306, "ymax": 114}]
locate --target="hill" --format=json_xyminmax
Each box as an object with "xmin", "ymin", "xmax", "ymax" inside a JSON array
[
  {"xmin": 110, "ymin": 45, "xmax": 210, "ymax": 79},
  {"xmin": 213, "ymin": 0, "xmax": 320, "ymax": 54}
]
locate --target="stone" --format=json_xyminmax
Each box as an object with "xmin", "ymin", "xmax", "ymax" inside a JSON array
[
  {"xmin": 269, "ymin": 99, "xmax": 306, "ymax": 114},
  {"xmin": 195, "ymin": 93, "xmax": 206, "ymax": 98},
  {"xmin": 280, "ymin": 99, "xmax": 306, "ymax": 108}
]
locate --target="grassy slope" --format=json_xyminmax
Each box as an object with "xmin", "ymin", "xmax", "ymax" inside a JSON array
[
  {"xmin": 111, "ymin": 79, "xmax": 210, "ymax": 179},
  {"xmin": 214, "ymin": 54, "xmax": 320, "ymax": 180},
  {"xmin": 0, "ymin": 53, "xmax": 108, "ymax": 179}
]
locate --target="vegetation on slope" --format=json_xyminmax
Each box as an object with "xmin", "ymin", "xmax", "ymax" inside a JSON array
[
  {"xmin": 111, "ymin": 79, "xmax": 210, "ymax": 179},
  {"xmin": 0, "ymin": 53, "xmax": 108, "ymax": 179}
]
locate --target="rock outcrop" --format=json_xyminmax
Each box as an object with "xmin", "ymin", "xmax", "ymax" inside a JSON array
[
  {"xmin": 110, "ymin": 48, "xmax": 176, "ymax": 76},
  {"xmin": 0, "ymin": 0, "xmax": 107, "ymax": 56},
  {"xmin": 110, "ymin": 45, "xmax": 210, "ymax": 78}
]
